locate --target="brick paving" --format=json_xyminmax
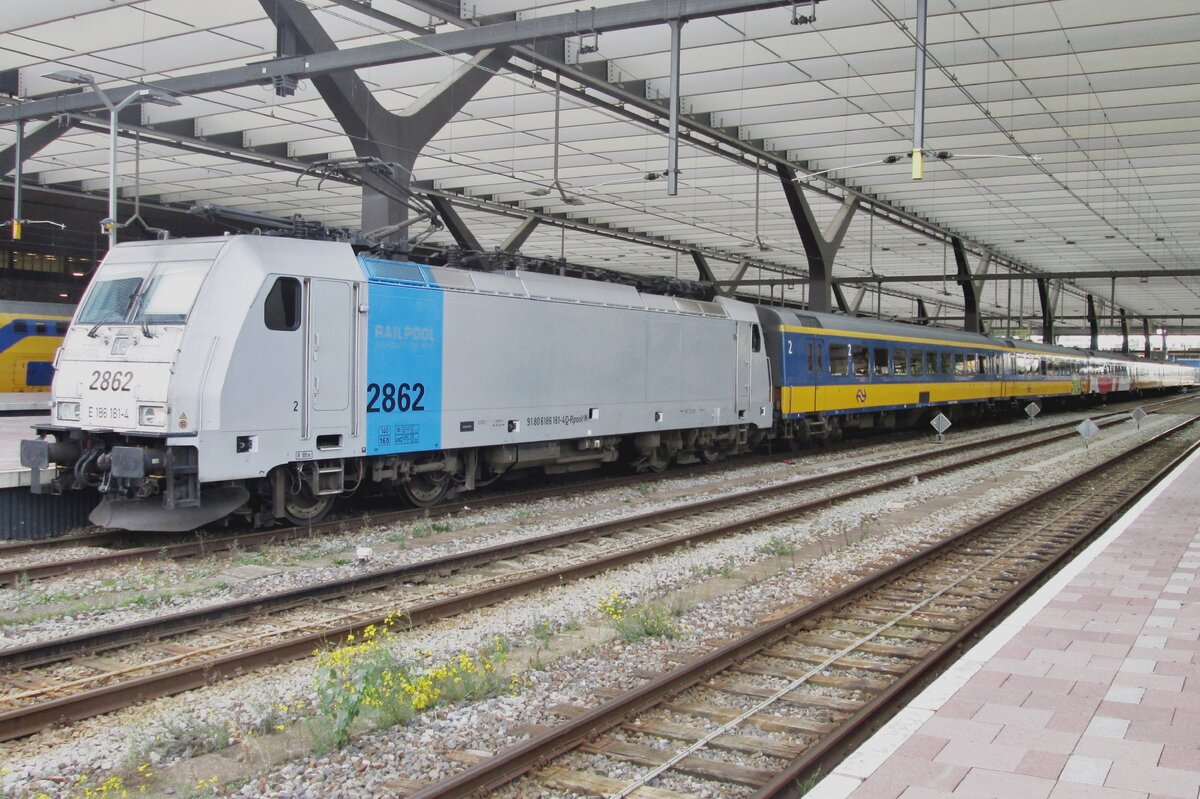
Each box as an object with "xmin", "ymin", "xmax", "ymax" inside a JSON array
[{"xmin": 810, "ymin": 449, "xmax": 1200, "ymax": 799}]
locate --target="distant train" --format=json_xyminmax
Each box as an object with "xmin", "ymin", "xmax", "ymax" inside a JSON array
[
  {"xmin": 18, "ymin": 236, "xmax": 1196, "ymax": 532},
  {"xmin": 0, "ymin": 300, "xmax": 72, "ymax": 393}
]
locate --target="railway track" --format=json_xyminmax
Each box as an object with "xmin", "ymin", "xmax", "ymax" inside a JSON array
[
  {"xmin": 0, "ymin": 409, "xmax": 1189, "ymax": 743},
  {"xmin": 1, "ymin": 396, "xmax": 1184, "ymax": 585},
  {"xmin": 405, "ymin": 416, "xmax": 1200, "ymax": 799}
]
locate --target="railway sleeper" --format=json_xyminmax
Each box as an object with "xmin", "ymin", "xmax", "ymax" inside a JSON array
[
  {"xmin": 622, "ymin": 719, "xmax": 805, "ymax": 760},
  {"xmin": 734, "ymin": 663, "xmax": 892, "ymax": 693},
  {"xmin": 541, "ymin": 767, "xmax": 694, "ymax": 799},
  {"xmin": 704, "ymin": 680, "xmax": 863, "ymax": 713},
  {"xmin": 581, "ymin": 738, "xmax": 776, "ymax": 787},
  {"xmin": 660, "ymin": 700, "xmax": 834, "ymax": 736},
  {"xmin": 762, "ymin": 647, "xmax": 910, "ymax": 676},
  {"xmin": 789, "ymin": 633, "xmax": 930, "ymax": 659}
]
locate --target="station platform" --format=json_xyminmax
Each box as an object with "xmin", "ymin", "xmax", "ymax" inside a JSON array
[
  {"xmin": 0, "ymin": 412, "xmax": 43, "ymax": 489},
  {"xmin": 0, "ymin": 392, "xmax": 50, "ymax": 414},
  {"xmin": 811, "ymin": 447, "xmax": 1200, "ymax": 799}
]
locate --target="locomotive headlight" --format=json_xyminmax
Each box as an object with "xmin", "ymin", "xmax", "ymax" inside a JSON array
[
  {"xmin": 56, "ymin": 401, "xmax": 81, "ymax": 422},
  {"xmin": 138, "ymin": 404, "xmax": 167, "ymax": 427}
]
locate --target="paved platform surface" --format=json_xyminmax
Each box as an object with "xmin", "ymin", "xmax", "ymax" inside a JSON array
[
  {"xmin": 0, "ymin": 411, "xmax": 46, "ymax": 488},
  {"xmin": 810, "ymin": 447, "xmax": 1200, "ymax": 799},
  {"xmin": 0, "ymin": 392, "xmax": 49, "ymax": 413}
]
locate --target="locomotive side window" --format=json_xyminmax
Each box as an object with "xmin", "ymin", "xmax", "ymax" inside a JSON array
[
  {"xmin": 851, "ymin": 345, "xmax": 869, "ymax": 376},
  {"xmin": 873, "ymin": 347, "xmax": 890, "ymax": 376},
  {"xmin": 829, "ymin": 344, "xmax": 849, "ymax": 376},
  {"xmin": 265, "ymin": 277, "xmax": 302, "ymax": 331}
]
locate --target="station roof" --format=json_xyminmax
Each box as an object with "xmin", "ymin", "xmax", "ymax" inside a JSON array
[{"xmin": 2, "ymin": 0, "xmax": 1198, "ymax": 333}]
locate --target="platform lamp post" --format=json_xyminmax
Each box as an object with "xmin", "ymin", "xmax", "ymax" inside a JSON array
[{"xmin": 44, "ymin": 70, "xmax": 180, "ymax": 250}]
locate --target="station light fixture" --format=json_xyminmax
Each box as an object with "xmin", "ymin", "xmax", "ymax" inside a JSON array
[{"xmin": 45, "ymin": 70, "xmax": 180, "ymax": 249}]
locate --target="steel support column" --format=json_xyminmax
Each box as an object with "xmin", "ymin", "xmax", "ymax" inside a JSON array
[
  {"xmin": 831, "ymin": 283, "xmax": 851, "ymax": 315},
  {"xmin": 1037, "ymin": 278, "xmax": 1055, "ymax": 344},
  {"xmin": 1086, "ymin": 295, "xmax": 1099, "ymax": 350},
  {"xmin": 0, "ymin": 118, "xmax": 74, "ymax": 177},
  {"xmin": 915, "ymin": 298, "xmax": 929, "ymax": 326},
  {"xmin": 261, "ymin": 0, "xmax": 510, "ymax": 234},
  {"xmin": 425, "ymin": 195, "xmax": 483, "ymax": 253},
  {"xmin": 691, "ymin": 250, "xmax": 717, "ymax": 285},
  {"xmin": 500, "ymin": 215, "xmax": 540, "ymax": 253},
  {"xmin": 1143, "ymin": 318, "xmax": 1151, "ymax": 358},
  {"xmin": 1120, "ymin": 309, "xmax": 1129, "ymax": 355},
  {"xmin": 951, "ymin": 237, "xmax": 985, "ymax": 334},
  {"xmin": 721, "ymin": 259, "xmax": 751, "ymax": 297},
  {"xmin": 777, "ymin": 162, "xmax": 859, "ymax": 314}
]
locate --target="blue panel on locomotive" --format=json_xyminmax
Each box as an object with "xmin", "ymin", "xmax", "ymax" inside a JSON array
[{"xmin": 361, "ymin": 258, "xmax": 444, "ymax": 456}]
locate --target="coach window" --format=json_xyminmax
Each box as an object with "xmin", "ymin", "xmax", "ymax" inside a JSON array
[
  {"xmin": 938, "ymin": 352, "xmax": 951, "ymax": 374},
  {"xmin": 264, "ymin": 277, "xmax": 302, "ymax": 331},
  {"xmin": 927, "ymin": 352, "xmax": 939, "ymax": 375},
  {"xmin": 873, "ymin": 347, "xmax": 890, "ymax": 376},
  {"xmin": 829, "ymin": 344, "xmax": 849, "ymax": 376},
  {"xmin": 892, "ymin": 348, "xmax": 908, "ymax": 376},
  {"xmin": 910, "ymin": 350, "xmax": 924, "ymax": 376},
  {"xmin": 851, "ymin": 345, "xmax": 869, "ymax": 376}
]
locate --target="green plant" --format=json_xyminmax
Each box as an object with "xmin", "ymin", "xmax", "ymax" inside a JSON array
[
  {"xmin": 634, "ymin": 482, "xmax": 653, "ymax": 495},
  {"xmin": 430, "ymin": 521, "xmax": 452, "ymax": 534},
  {"xmin": 598, "ymin": 593, "xmax": 681, "ymax": 642},
  {"xmin": 331, "ymin": 558, "xmax": 351, "ymax": 566},
  {"xmin": 758, "ymin": 535, "xmax": 795, "ymax": 557},
  {"xmin": 313, "ymin": 615, "xmax": 510, "ymax": 747},
  {"xmin": 795, "ymin": 767, "xmax": 823, "ymax": 795},
  {"xmin": 531, "ymin": 618, "xmax": 555, "ymax": 645}
]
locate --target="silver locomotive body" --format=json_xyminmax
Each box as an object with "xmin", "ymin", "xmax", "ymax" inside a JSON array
[{"xmin": 22, "ymin": 236, "xmax": 774, "ymax": 531}]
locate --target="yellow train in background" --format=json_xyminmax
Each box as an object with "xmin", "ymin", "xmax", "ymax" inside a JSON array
[{"xmin": 0, "ymin": 301, "xmax": 73, "ymax": 393}]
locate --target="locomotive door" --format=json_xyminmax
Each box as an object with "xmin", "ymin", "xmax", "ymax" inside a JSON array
[
  {"xmin": 806, "ymin": 338, "xmax": 824, "ymax": 413},
  {"xmin": 304, "ymin": 279, "xmax": 353, "ymax": 436},
  {"xmin": 735, "ymin": 321, "xmax": 752, "ymax": 415}
]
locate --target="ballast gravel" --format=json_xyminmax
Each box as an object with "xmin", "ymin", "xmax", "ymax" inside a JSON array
[{"xmin": 0, "ymin": 412, "xmax": 1186, "ymax": 798}]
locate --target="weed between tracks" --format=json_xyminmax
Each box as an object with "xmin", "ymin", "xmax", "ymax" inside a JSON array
[
  {"xmin": 598, "ymin": 592, "xmax": 683, "ymax": 642},
  {"xmin": 312, "ymin": 613, "xmax": 514, "ymax": 748}
]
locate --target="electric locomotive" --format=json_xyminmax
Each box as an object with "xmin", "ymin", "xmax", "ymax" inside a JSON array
[{"xmin": 21, "ymin": 236, "xmax": 773, "ymax": 531}]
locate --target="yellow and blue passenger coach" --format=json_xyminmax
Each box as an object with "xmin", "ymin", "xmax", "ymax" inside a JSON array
[
  {"xmin": 0, "ymin": 301, "xmax": 71, "ymax": 393},
  {"xmin": 755, "ymin": 307, "xmax": 1194, "ymax": 443}
]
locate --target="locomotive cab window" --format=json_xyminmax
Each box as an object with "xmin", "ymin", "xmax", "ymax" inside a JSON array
[
  {"xmin": 751, "ymin": 325, "xmax": 762, "ymax": 353},
  {"xmin": 265, "ymin": 277, "xmax": 302, "ymax": 331}
]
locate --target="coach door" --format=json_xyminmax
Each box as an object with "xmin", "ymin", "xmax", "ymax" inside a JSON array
[
  {"xmin": 736, "ymin": 321, "xmax": 752, "ymax": 416},
  {"xmin": 304, "ymin": 279, "xmax": 353, "ymax": 437},
  {"xmin": 805, "ymin": 338, "xmax": 824, "ymax": 413}
]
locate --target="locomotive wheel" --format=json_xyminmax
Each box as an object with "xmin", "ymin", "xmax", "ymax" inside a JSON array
[
  {"xmin": 402, "ymin": 473, "xmax": 450, "ymax": 507},
  {"xmin": 644, "ymin": 446, "xmax": 671, "ymax": 473},
  {"xmin": 283, "ymin": 485, "xmax": 335, "ymax": 526},
  {"xmin": 698, "ymin": 445, "xmax": 722, "ymax": 464}
]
